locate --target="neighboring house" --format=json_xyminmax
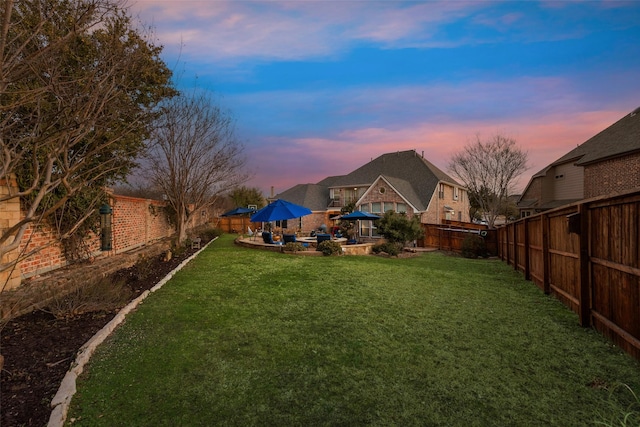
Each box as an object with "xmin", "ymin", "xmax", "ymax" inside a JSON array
[
  {"xmin": 518, "ymin": 107, "xmax": 640, "ymax": 217},
  {"xmin": 273, "ymin": 149, "xmax": 469, "ymax": 239}
]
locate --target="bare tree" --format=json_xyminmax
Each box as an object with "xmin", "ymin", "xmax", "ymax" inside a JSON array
[
  {"xmin": 449, "ymin": 134, "xmax": 528, "ymax": 228},
  {"xmin": 0, "ymin": 0, "xmax": 174, "ymax": 275},
  {"xmin": 146, "ymin": 89, "xmax": 249, "ymax": 243}
]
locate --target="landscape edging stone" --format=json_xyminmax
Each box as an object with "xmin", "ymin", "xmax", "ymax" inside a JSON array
[{"xmin": 47, "ymin": 237, "xmax": 217, "ymax": 427}]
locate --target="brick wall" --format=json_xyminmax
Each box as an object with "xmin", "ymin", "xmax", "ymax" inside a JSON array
[
  {"xmin": 1, "ymin": 186, "xmax": 205, "ymax": 290},
  {"xmin": 359, "ymin": 179, "xmax": 415, "ymax": 218},
  {"xmin": 0, "ymin": 176, "xmax": 22, "ymax": 289},
  {"xmin": 584, "ymin": 152, "xmax": 640, "ymax": 198},
  {"xmin": 111, "ymin": 195, "xmax": 174, "ymax": 253},
  {"xmin": 421, "ymin": 182, "xmax": 470, "ymax": 224}
]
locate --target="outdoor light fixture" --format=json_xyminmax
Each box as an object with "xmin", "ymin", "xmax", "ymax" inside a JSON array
[{"xmin": 99, "ymin": 203, "xmax": 113, "ymax": 251}]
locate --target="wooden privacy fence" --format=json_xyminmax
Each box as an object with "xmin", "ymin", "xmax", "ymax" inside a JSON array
[
  {"xmin": 420, "ymin": 221, "xmax": 497, "ymax": 255},
  {"xmin": 216, "ymin": 216, "xmax": 260, "ymax": 234},
  {"xmin": 498, "ymin": 189, "xmax": 640, "ymax": 360}
]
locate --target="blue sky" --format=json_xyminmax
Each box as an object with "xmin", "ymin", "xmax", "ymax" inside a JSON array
[{"xmin": 131, "ymin": 0, "xmax": 640, "ymax": 195}]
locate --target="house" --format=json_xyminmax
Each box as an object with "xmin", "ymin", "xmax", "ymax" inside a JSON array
[
  {"xmin": 272, "ymin": 150, "xmax": 469, "ymax": 238},
  {"xmin": 518, "ymin": 107, "xmax": 640, "ymax": 217}
]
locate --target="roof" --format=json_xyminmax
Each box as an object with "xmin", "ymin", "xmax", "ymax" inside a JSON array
[
  {"xmin": 275, "ymin": 149, "xmax": 462, "ymax": 212},
  {"xmin": 327, "ymin": 150, "xmax": 461, "ymax": 211},
  {"xmin": 520, "ymin": 107, "xmax": 640, "ymax": 206},
  {"xmin": 274, "ymin": 183, "xmax": 331, "ymax": 211},
  {"xmin": 552, "ymin": 107, "xmax": 640, "ymax": 167}
]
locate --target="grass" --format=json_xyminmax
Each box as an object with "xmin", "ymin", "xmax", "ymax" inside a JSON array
[{"xmin": 67, "ymin": 234, "xmax": 640, "ymax": 426}]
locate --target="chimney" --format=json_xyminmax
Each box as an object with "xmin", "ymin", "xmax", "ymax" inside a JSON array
[{"xmin": 270, "ymin": 186, "xmax": 274, "ymax": 198}]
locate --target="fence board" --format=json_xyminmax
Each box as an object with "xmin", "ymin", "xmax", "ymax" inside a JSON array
[{"xmin": 498, "ymin": 189, "xmax": 640, "ymax": 360}]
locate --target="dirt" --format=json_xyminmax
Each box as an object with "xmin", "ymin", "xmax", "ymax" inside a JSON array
[{"xmin": 0, "ymin": 242, "xmax": 207, "ymax": 427}]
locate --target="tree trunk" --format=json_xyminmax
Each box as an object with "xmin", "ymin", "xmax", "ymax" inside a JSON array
[{"xmin": 176, "ymin": 208, "xmax": 189, "ymax": 245}]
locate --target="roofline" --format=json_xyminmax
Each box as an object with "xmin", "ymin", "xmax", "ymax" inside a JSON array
[
  {"xmin": 357, "ymin": 175, "xmax": 420, "ymax": 213},
  {"xmin": 576, "ymin": 147, "xmax": 640, "ymax": 166}
]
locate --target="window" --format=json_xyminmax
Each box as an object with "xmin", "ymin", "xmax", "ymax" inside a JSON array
[
  {"xmin": 360, "ymin": 204, "xmax": 370, "ymax": 213},
  {"xmin": 371, "ymin": 202, "xmax": 381, "ymax": 214},
  {"xmin": 396, "ymin": 203, "xmax": 406, "ymax": 213},
  {"xmin": 345, "ymin": 188, "xmax": 358, "ymax": 204},
  {"xmin": 379, "ymin": 187, "xmax": 386, "ymax": 194},
  {"xmin": 383, "ymin": 202, "xmax": 394, "ymax": 213},
  {"xmin": 453, "ymin": 187, "xmax": 459, "ymax": 200},
  {"xmin": 438, "ymin": 183, "xmax": 445, "ymax": 199},
  {"xmin": 360, "ymin": 220, "xmax": 371, "ymax": 237},
  {"xmin": 276, "ymin": 219, "xmax": 288, "ymax": 228}
]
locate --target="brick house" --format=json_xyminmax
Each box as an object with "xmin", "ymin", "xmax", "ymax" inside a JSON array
[
  {"xmin": 272, "ymin": 150, "xmax": 469, "ymax": 239},
  {"xmin": 518, "ymin": 107, "xmax": 640, "ymax": 217}
]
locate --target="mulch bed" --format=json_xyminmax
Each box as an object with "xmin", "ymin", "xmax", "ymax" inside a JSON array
[{"xmin": 1, "ymin": 241, "xmax": 208, "ymax": 427}]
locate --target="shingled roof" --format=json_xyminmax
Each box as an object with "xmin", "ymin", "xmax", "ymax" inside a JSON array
[
  {"xmin": 552, "ymin": 107, "xmax": 640, "ymax": 167},
  {"xmin": 275, "ymin": 183, "xmax": 331, "ymax": 211},
  {"xmin": 326, "ymin": 150, "xmax": 460, "ymax": 211},
  {"xmin": 275, "ymin": 149, "xmax": 462, "ymax": 212}
]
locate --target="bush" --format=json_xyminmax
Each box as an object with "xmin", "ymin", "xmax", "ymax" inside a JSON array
[
  {"xmin": 461, "ymin": 234, "xmax": 487, "ymax": 258},
  {"xmin": 317, "ymin": 240, "xmax": 343, "ymax": 256},
  {"xmin": 372, "ymin": 242, "xmax": 400, "ymax": 256},
  {"xmin": 199, "ymin": 227, "xmax": 223, "ymax": 241},
  {"xmin": 42, "ymin": 277, "xmax": 133, "ymax": 319},
  {"xmin": 376, "ymin": 211, "xmax": 423, "ymax": 247},
  {"xmin": 284, "ymin": 242, "xmax": 306, "ymax": 253}
]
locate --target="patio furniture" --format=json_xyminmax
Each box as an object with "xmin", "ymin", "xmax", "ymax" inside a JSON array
[
  {"xmin": 191, "ymin": 237, "xmax": 201, "ymax": 249},
  {"xmin": 283, "ymin": 234, "xmax": 297, "ymax": 243},
  {"xmin": 262, "ymin": 232, "xmax": 275, "ymax": 244},
  {"xmin": 316, "ymin": 233, "xmax": 332, "ymax": 244}
]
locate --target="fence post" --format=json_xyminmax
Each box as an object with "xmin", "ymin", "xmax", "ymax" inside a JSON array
[
  {"xmin": 578, "ymin": 203, "xmax": 591, "ymax": 327},
  {"xmin": 523, "ymin": 218, "xmax": 530, "ymax": 280},
  {"xmin": 513, "ymin": 222, "xmax": 518, "ymax": 271},
  {"xmin": 542, "ymin": 212, "xmax": 550, "ymax": 294}
]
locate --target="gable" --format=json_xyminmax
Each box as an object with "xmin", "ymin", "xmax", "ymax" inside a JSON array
[
  {"xmin": 359, "ymin": 175, "xmax": 421, "ymax": 212},
  {"xmin": 328, "ymin": 150, "xmax": 460, "ymax": 210}
]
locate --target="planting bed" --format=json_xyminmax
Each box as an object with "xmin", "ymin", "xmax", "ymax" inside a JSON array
[{"xmin": 1, "ymin": 241, "xmax": 209, "ymax": 427}]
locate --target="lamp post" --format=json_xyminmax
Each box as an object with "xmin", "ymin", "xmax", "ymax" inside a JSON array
[{"xmin": 99, "ymin": 204, "xmax": 113, "ymax": 251}]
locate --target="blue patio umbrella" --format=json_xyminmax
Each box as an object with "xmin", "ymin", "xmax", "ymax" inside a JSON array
[
  {"xmin": 221, "ymin": 207, "xmax": 256, "ymax": 217},
  {"xmin": 250, "ymin": 199, "xmax": 312, "ymax": 222},
  {"xmin": 340, "ymin": 210, "xmax": 381, "ymax": 220},
  {"xmin": 340, "ymin": 210, "xmax": 381, "ymax": 241}
]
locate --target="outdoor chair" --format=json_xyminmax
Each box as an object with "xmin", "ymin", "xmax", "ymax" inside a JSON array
[
  {"xmin": 316, "ymin": 233, "xmax": 332, "ymax": 244},
  {"xmin": 191, "ymin": 237, "xmax": 201, "ymax": 249},
  {"xmin": 283, "ymin": 234, "xmax": 296, "ymax": 243},
  {"xmin": 262, "ymin": 231, "xmax": 275, "ymax": 244}
]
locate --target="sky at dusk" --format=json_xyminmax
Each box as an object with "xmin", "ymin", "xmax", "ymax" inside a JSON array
[{"xmin": 130, "ymin": 0, "xmax": 640, "ymax": 196}]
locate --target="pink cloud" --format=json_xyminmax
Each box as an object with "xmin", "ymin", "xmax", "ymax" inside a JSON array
[{"xmin": 246, "ymin": 108, "xmax": 628, "ymax": 196}]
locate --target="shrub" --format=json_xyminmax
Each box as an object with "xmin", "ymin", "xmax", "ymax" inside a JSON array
[
  {"xmin": 461, "ymin": 234, "xmax": 486, "ymax": 258},
  {"xmin": 284, "ymin": 242, "xmax": 306, "ymax": 253},
  {"xmin": 42, "ymin": 277, "xmax": 133, "ymax": 319},
  {"xmin": 372, "ymin": 242, "xmax": 400, "ymax": 256},
  {"xmin": 376, "ymin": 211, "xmax": 423, "ymax": 247},
  {"xmin": 317, "ymin": 240, "xmax": 343, "ymax": 256},
  {"xmin": 200, "ymin": 227, "xmax": 223, "ymax": 241}
]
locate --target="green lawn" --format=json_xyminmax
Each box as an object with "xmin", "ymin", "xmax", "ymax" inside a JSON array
[{"xmin": 68, "ymin": 234, "xmax": 640, "ymax": 426}]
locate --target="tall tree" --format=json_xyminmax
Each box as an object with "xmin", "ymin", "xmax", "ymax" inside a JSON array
[
  {"xmin": 0, "ymin": 0, "xmax": 174, "ymax": 274},
  {"xmin": 146, "ymin": 89, "xmax": 248, "ymax": 243},
  {"xmin": 228, "ymin": 186, "xmax": 265, "ymax": 209},
  {"xmin": 449, "ymin": 134, "xmax": 528, "ymax": 228}
]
